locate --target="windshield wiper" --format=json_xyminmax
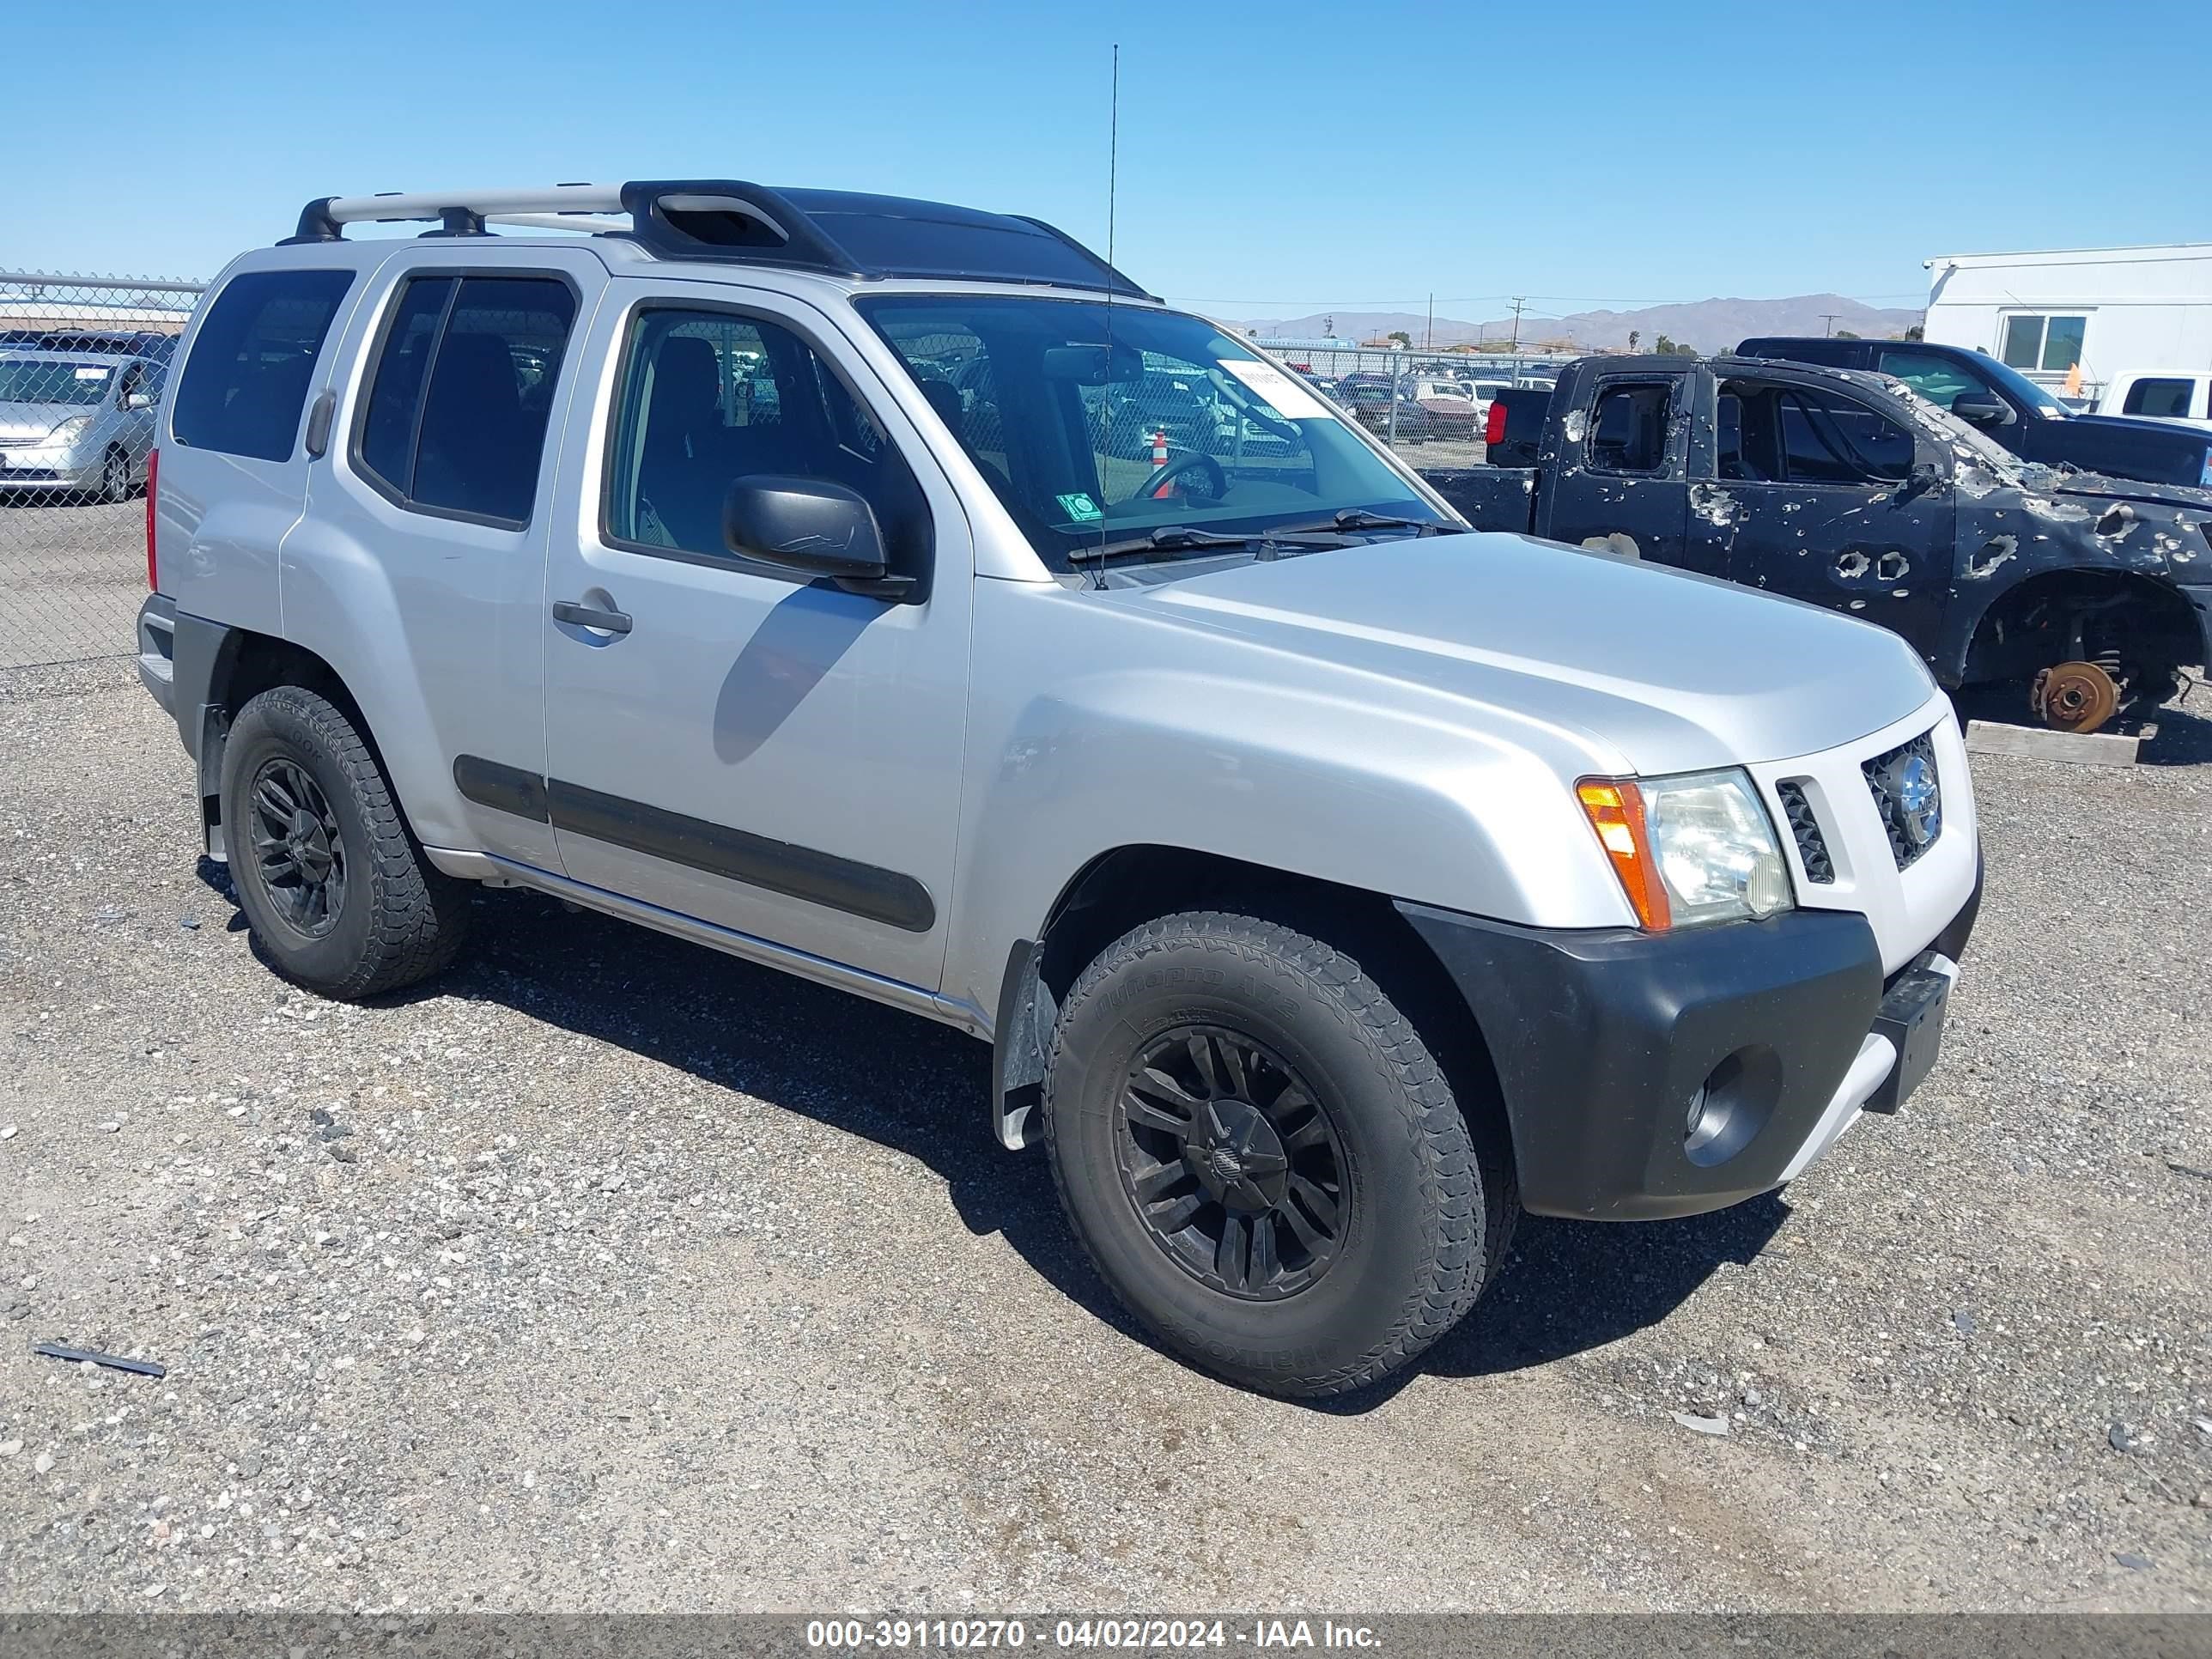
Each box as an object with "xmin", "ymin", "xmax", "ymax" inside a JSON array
[
  {"xmin": 1067, "ymin": 525, "xmax": 1352, "ymax": 562},
  {"xmin": 1273, "ymin": 508, "xmax": 1449, "ymax": 536}
]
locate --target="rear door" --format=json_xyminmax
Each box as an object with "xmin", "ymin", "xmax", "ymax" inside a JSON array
[
  {"xmin": 291, "ymin": 247, "xmax": 607, "ymax": 870},
  {"xmin": 1708, "ymin": 369, "xmax": 1953, "ymax": 662},
  {"xmin": 1538, "ymin": 372, "xmax": 1697, "ymax": 568}
]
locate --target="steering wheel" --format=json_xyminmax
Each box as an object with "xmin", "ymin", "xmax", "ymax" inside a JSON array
[{"xmin": 1127, "ymin": 449, "xmax": 1226, "ymax": 505}]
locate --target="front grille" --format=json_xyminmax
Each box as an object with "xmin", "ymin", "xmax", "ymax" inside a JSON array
[
  {"xmin": 1862, "ymin": 732, "xmax": 1942, "ymax": 870},
  {"xmin": 1775, "ymin": 780, "xmax": 1833, "ymax": 883}
]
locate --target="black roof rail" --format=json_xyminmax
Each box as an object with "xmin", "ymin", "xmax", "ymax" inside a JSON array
[{"xmin": 278, "ymin": 180, "xmax": 1154, "ymax": 297}]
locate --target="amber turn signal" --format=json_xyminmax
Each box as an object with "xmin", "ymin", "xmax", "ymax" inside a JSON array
[{"xmin": 1576, "ymin": 778, "xmax": 1672, "ymax": 931}]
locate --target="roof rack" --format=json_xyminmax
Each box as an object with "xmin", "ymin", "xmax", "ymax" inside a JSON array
[{"xmin": 281, "ymin": 179, "xmax": 1153, "ymax": 299}]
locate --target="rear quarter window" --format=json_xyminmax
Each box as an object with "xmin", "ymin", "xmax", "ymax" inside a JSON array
[
  {"xmin": 171, "ymin": 270, "xmax": 355, "ymax": 463},
  {"xmin": 2121, "ymin": 378, "xmax": 2197, "ymax": 419}
]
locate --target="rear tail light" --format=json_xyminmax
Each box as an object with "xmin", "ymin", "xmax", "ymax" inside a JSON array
[
  {"xmin": 1484, "ymin": 399, "xmax": 1509, "ymax": 447},
  {"xmin": 144, "ymin": 447, "xmax": 159, "ymax": 592}
]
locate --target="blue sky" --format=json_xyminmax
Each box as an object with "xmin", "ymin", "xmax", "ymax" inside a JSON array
[{"xmin": 16, "ymin": 0, "xmax": 2209, "ymax": 326}]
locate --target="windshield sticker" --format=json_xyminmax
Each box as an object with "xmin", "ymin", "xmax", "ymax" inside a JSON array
[
  {"xmin": 1055, "ymin": 491, "xmax": 1103, "ymax": 523},
  {"xmin": 76, "ymin": 367, "xmax": 111, "ymax": 380},
  {"xmin": 1219, "ymin": 359, "xmax": 1330, "ymax": 421}
]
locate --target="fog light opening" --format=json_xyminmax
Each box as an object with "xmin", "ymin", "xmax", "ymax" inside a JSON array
[{"xmin": 1682, "ymin": 1048, "xmax": 1782, "ymax": 1168}]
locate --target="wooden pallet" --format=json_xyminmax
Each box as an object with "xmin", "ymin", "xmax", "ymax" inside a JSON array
[{"xmin": 1962, "ymin": 720, "xmax": 2141, "ymax": 768}]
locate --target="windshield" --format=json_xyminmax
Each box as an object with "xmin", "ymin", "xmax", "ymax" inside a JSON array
[
  {"xmin": 1887, "ymin": 381, "xmax": 2033, "ymax": 483},
  {"xmin": 0, "ymin": 356, "xmax": 113, "ymax": 406},
  {"xmin": 856, "ymin": 296, "xmax": 1447, "ymax": 569}
]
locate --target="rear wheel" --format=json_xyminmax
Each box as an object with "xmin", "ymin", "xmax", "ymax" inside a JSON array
[
  {"xmin": 221, "ymin": 685, "xmax": 471, "ymax": 998},
  {"xmin": 1042, "ymin": 911, "xmax": 1514, "ymax": 1398}
]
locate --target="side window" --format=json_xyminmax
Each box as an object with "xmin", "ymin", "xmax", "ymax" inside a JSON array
[
  {"xmin": 354, "ymin": 274, "xmax": 576, "ymax": 526},
  {"xmin": 1587, "ymin": 382, "xmax": 1672, "ymax": 474},
  {"xmin": 604, "ymin": 307, "xmax": 929, "ymax": 570},
  {"xmin": 171, "ymin": 269, "xmax": 354, "ymax": 462},
  {"xmin": 2122, "ymin": 378, "xmax": 2196, "ymax": 418},
  {"xmin": 1773, "ymin": 386, "xmax": 1913, "ymax": 484},
  {"xmin": 1717, "ymin": 392, "xmax": 1753, "ymax": 481},
  {"xmin": 358, "ymin": 277, "xmax": 453, "ymax": 495}
]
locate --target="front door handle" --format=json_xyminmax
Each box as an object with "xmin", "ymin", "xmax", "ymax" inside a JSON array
[{"xmin": 551, "ymin": 599, "xmax": 632, "ymax": 635}]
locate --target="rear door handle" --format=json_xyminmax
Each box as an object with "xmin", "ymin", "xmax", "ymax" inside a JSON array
[
  {"xmin": 303, "ymin": 389, "xmax": 336, "ymax": 459},
  {"xmin": 551, "ymin": 599, "xmax": 632, "ymax": 635}
]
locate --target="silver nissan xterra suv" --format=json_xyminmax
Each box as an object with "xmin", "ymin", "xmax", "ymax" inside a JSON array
[{"xmin": 135, "ymin": 180, "xmax": 1981, "ymax": 1397}]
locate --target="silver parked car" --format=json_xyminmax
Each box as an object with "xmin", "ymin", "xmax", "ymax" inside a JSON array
[
  {"xmin": 134, "ymin": 180, "xmax": 1981, "ymax": 1398},
  {"xmin": 0, "ymin": 347, "xmax": 162, "ymax": 501}
]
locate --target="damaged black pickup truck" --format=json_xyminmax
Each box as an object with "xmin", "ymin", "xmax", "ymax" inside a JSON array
[{"xmin": 1426, "ymin": 356, "xmax": 2212, "ymax": 731}]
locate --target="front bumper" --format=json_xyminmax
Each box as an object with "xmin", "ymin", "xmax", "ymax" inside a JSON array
[
  {"xmin": 1400, "ymin": 874, "xmax": 1980, "ymax": 1221},
  {"xmin": 0, "ymin": 442, "xmax": 100, "ymax": 488}
]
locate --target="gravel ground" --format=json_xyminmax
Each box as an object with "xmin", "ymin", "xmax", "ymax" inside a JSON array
[{"xmin": 1, "ymin": 660, "xmax": 2208, "ymax": 1613}]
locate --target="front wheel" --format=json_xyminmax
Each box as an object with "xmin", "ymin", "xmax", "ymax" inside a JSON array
[
  {"xmin": 221, "ymin": 684, "xmax": 471, "ymax": 998},
  {"xmin": 1042, "ymin": 911, "xmax": 1515, "ymax": 1398}
]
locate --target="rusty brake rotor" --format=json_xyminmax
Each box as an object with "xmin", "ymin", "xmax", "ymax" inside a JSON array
[{"xmin": 2030, "ymin": 659, "xmax": 2121, "ymax": 734}]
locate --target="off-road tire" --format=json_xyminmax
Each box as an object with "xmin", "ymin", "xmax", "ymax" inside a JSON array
[
  {"xmin": 221, "ymin": 685, "xmax": 471, "ymax": 999},
  {"xmin": 1042, "ymin": 911, "xmax": 1515, "ymax": 1398}
]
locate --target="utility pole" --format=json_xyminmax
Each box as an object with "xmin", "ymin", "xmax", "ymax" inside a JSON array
[
  {"xmin": 1425, "ymin": 293, "xmax": 1433, "ymax": 349},
  {"xmin": 1820, "ymin": 313, "xmax": 1843, "ymax": 337},
  {"xmin": 1507, "ymin": 296, "xmax": 1528, "ymax": 353}
]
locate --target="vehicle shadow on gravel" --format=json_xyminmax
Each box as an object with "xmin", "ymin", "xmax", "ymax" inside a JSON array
[
  {"xmin": 356, "ymin": 884, "xmax": 1152, "ymax": 1344},
  {"xmin": 202, "ymin": 866, "xmax": 1796, "ymax": 1411},
  {"xmin": 1407, "ymin": 1198, "xmax": 1790, "ymax": 1387}
]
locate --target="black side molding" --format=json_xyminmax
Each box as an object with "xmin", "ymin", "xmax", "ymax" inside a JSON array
[
  {"xmin": 453, "ymin": 755, "xmax": 550, "ymax": 823},
  {"xmin": 452, "ymin": 755, "xmax": 934, "ymax": 934}
]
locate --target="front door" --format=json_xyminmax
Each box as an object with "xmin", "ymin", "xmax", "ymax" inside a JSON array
[
  {"xmin": 1708, "ymin": 374, "xmax": 1954, "ymax": 665},
  {"xmin": 537, "ymin": 283, "xmax": 970, "ymax": 994}
]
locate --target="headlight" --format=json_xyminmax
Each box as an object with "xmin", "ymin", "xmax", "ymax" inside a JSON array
[
  {"xmin": 1576, "ymin": 768, "xmax": 1794, "ymax": 930},
  {"xmin": 46, "ymin": 415, "xmax": 93, "ymax": 447}
]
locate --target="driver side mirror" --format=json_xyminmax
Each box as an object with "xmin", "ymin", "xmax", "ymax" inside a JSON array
[
  {"xmin": 722, "ymin": 475, "xmax": 915, "ymax": 600},
  {"xmin": 122, "ymin": 389, "xmax": 155, "ymax": 411},
  {"xmin": 1949, "ymin": 392, "xmax": 2013, "ymax": 428}
]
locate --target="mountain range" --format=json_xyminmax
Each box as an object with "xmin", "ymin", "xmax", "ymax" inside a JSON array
[{"xmin": 1242, "ymin": 294, "xmax": 1921, "ymax": 352}]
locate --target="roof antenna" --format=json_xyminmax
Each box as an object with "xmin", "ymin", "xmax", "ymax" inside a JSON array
[{"xmin": 1096, "ymin": 42, "xmax": 1121, "ymax": 578}]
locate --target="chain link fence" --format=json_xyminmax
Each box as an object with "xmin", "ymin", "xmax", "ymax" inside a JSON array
[
  {"xmin": 1248, "ymin": 337, "xmax": 1577, "ymax": 470},
  {"xmin": 0, "ymin": 271, "xmax": 204, "ymax": 669}
]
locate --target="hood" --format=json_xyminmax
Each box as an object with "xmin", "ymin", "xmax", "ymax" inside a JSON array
[
  {"xmin": 1120, "ymin": 532, "xmax": 1938, "ymax": 775},
  {"xmin": 0, "ymin": 400, "xmax": 87, "ymax": 442},
  {"xmin": 2050, "ymin": 470, "xmax": 2212, "ymax": 514}
]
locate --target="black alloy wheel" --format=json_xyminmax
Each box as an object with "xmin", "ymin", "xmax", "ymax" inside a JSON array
[
  {"xmin": 1116, "ymin": 1024, "xmax": 1349, "ymax": 1300},
  {"xmin": 246, "ymin": 756, "xmax": 347, "ymax": 938}
]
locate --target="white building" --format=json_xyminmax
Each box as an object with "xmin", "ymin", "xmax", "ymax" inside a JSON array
[{"xmin": 1921, "ymin": 242, "xmax": 2212, "ymax": 405}]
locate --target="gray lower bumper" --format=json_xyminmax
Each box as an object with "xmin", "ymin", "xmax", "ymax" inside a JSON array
[{"xmin": 136, "ymin": 592, "xmax": 178, "ymax": 718}]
